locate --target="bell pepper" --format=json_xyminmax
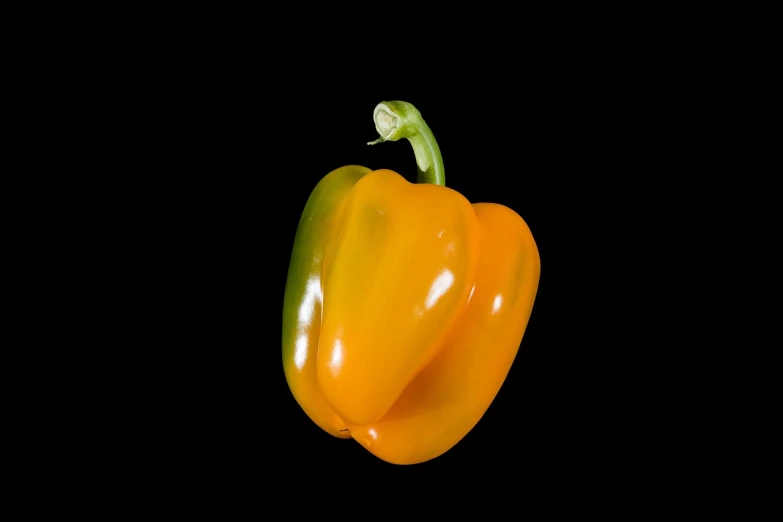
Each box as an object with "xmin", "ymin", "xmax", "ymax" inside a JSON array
[{"xmin": 282, "ymin": 101, "xmax": 540, "ymax": 464}]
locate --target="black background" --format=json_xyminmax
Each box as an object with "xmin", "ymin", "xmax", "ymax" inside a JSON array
[
  {"xmin": 104, "ymin": 64, "xmax": 647, "ymax": 484},
  {"xmin": 25, "ymin": 12, "xmax": 728, "ymax": 500}
]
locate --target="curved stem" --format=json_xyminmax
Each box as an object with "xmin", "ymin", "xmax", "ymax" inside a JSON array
[{"xmin": 368, "ymin": 101, "xmax": 445, "ymax": 186}]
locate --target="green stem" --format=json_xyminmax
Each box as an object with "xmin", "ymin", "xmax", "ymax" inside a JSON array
[{"xmin": 368, "ymin": 101, "xmax": 445, "ymax": 186}]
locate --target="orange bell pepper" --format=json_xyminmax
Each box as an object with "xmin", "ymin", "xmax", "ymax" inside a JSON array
[{"xmin": 282, "ymin": 101, "xmax": 540, "ymax": 464}]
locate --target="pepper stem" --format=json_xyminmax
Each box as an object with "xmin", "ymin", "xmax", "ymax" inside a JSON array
[{"xmin": 368, "ymin": 101, "xmax": 445, "ymax": 186}]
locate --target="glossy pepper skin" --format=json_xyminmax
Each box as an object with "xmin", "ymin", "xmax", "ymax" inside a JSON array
[{"xmin": 282, "ymin": 102, "xmax": 540, "ymax": 464}]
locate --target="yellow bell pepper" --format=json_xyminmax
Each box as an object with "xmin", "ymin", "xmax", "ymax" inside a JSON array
[{"xmin": 282, "ymin": 101, "xmax": 540, "ymax": 464}]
